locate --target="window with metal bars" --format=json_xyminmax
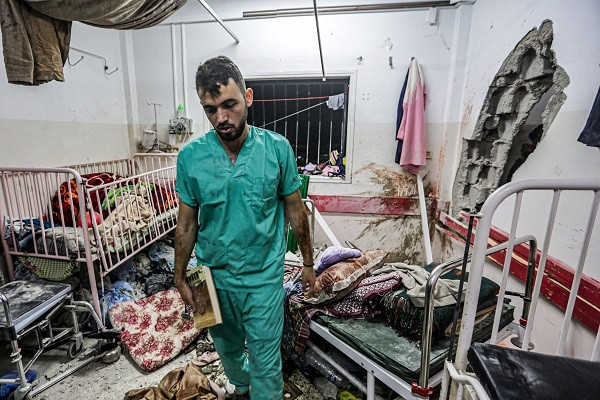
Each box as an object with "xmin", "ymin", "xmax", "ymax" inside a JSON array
[{"xmin": 246, "ymin": 78, "xmax": 349, "ymax": 168}]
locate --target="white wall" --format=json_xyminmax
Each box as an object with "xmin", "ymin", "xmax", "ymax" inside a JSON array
[
  {"xmin": 453, "ymin": 0, "xmax": 600, "ymax": 281},
  {"xmin": 132, "ymin": 1, "xmax": 468, "ymax": 201},
  {"xmin": 0, "ymin": 23, "xmax": 132, "ymax": 167}
]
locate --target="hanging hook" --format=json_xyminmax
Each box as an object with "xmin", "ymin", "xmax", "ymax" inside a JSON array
[
  {"xmin": 67, "ymin": 54, "xmax": 84, "ymax": 67},
  {"xmin": 70, "ymin": 47, "xmax": 119, "ymax": 77}
]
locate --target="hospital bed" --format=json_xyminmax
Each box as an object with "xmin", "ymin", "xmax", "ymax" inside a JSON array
[
  {"xmin": 303, "ymin": 201, "xmax": 538, "ymax": 400},
  {"xmin": 0, "ymin": 280, "xmax": 120, "ymax": 400},
  {"xmin": 0, "ymin": 154, "xmax": 179, "ymax": 318},
  {"xmin": 440, "ymin": 178, "xmax": 600, "ymax": 400}
]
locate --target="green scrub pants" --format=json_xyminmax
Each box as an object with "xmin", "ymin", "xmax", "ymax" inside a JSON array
[{"xmin": 209, "ymin": 287, "xmax": 284, "ymax": 399}]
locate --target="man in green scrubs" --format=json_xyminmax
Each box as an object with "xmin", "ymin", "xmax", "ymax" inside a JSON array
[{"xmin": 174, "ymin": 56, "xmax": 315, "ymax": 399}]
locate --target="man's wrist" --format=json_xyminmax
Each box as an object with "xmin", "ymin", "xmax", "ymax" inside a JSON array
[{"xmin": 302, "ymin": 262, "xmax": 314, "ymax": 267}]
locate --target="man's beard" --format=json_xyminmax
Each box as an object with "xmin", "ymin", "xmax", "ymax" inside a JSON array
[{"xmin": 216, "ymin": 108, "xmax": 248, "ymax": 142}]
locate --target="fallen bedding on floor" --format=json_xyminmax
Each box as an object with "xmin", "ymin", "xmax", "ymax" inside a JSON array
[{"xmin": 109, "ymin": 289, "xmax": 200, "ymax": 371}]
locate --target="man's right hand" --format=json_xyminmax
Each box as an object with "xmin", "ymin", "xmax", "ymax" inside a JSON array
[
  {"xmin": 176, "ymin": 281, "xmax": 197, "ymax": 313},
  {"xmin": 175, "ymin": 280, "xmax": 207, "ymax": 315}
]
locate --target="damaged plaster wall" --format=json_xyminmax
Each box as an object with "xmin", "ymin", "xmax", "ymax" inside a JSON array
[
  {"xmin": 452, "ymin": 20, "xmax": 569, "ymax": 213},
  {"xmin": 454, "ymin": 0, "xmax": 600, "ymax": 282}
]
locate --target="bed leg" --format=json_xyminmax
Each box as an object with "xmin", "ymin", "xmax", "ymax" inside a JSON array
[
  {"xmin": 86, "ymin": 261, "xmax": 102, "ymax": 319},
  {"xmin": 367, "ymin": 371, "xmax": 375, "ymax": 400}
]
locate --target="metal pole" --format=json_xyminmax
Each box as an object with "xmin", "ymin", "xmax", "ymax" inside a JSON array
[
  {"xmin": 312, "ymin": 0, "xmax": 326, "ymax": 81},
  {"xmin": 196, "ymin": 0, "xmax": 240, "ymax": 43}
]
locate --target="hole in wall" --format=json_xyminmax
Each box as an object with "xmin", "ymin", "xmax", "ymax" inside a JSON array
[{"xmin": 452, "ymin": 20, "xmax": 570, "ymax": 214}]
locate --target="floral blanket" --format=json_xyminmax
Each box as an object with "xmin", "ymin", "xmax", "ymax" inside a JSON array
[{"xmin": 109, "ymin": 289, "xmax": 200, "ymax": 371}]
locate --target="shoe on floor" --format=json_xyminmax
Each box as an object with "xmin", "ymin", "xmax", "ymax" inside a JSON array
[{"xmin": 225, "ymin": 391, "xmax": 250, "ymax": 400}]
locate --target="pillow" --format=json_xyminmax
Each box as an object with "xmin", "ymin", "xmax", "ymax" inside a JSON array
[
  {"xmin": 303, "ymin": 249, "xmax": 388, "ymax": 305},
  {"xmin": 109, "ymin": 289, "xmax": 200, "ymax": 371}
]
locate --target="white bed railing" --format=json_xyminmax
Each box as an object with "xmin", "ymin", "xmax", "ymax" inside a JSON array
[{"xmin": 441, "ymin": 178, "xmax": 600, "ymax": 400}]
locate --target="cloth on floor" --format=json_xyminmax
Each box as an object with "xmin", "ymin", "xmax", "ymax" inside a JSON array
[
  {"xmin": 145, "ymin": 272, "xmax": 175, "ymax": 297},
  {"xmin": 303, "ymin": 249, "xmax": 388, "ymax": 305},
  {"xmin": 0, "ymin": 369, "xmax": 38, "ymax": 400},
  {"xmin": 314, "ymin": 246, "xmax": 361, "ymax": 277},
  {"xmin": 99, "ymin": 280, "xmax": 137, "ymax": 324},
  {"xmin": 107, "ymin": 259, "xmax": 137, "ymax": 283},
  {"xmin": 109, "ymin": 289, "xmax": 200, "ymax": 371},
  {"xmin": 134, "ymin": 253, "xmax": 152, "ymax": 276},
  {"xmin": 381, "ymin": 264, "xmax": 500, "ymax": 343},
  {"xmin": 124, "ymin": 361, "xmax": 217, "ymax": 400},
  {"xmin": 148, "ymin": 241, "xmax": 175, "ymax": 271},
  {"xmin": 396, "ymin": 57, "xmax": 427, "ymax": 174},
  {"xmin": 0, "ymin": 0, "xmax": 186, "ymax": 85},
  {"xmin": 327, "ymin": 272, "xmax": 402, "ymax": 318},
  {"xmin": 373, "ymin": 262, "xmax": 466, "ymax": 308},
  {"xmin": 578, "ymin": 86, "xmax": 600, "ymax": 147}
]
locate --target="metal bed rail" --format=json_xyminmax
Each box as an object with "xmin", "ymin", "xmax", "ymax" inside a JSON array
[
  {"xmin": 0, "ymin": 154, "xmax": 179, "ymax": 318},
  {"xmin": 441, "ymin": 178, "xmax": 600, "ymax": 400},
  {"xmin": 416, "ymin": 234, "xmax": 537, "ymax": 397}
]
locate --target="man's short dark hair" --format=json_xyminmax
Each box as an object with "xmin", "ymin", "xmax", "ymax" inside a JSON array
[{"xmin": 195, "ymin": 56, "xmax": 246, "ymax": 97}]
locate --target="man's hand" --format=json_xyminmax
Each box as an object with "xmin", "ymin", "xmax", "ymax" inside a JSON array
[
  {"xmin": 302, "ymin": 266, "xmax": 316, "ymax": 297},
  {"xmin": 175, "ymin": 280, "xmax": 208, "ymax": 315},
  {"xmin": 175, "ymin": 279, "xmax": 197, "ymax": 313}
]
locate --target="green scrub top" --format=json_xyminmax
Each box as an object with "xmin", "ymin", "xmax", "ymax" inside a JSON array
[{"xmin": 176, "ymin": 126, "xmax": 301, "ymax": 291}]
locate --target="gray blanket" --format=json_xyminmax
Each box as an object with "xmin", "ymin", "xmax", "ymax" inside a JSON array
[
  {"xmin": 373, "ymin": 262, "xmax": 466, "ymax": 308},
  {"xmin": 1, "ymin": 0, "xmax": 186, "ymax": 85}
]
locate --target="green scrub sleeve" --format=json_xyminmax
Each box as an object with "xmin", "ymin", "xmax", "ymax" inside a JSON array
[
  {"xmin": 278, "ymin": 141, "xmax": 302, "ymax": 197},
  {"xmin": 175, "ymin": 156, "xmax": 199, "ymax": 207}
]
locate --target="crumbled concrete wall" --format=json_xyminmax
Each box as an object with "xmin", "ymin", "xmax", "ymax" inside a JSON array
[{"xmin": 452, "ymin": 20, "xmax": 569, "ymax": 213}]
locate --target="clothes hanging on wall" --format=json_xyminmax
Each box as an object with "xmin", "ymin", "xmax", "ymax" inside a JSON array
[
  {"xmin": 396, "ymin": 58, "xmax": 427, "ymax": 174},
  {"xmin": 0, "ymin": 0, "xmax": 186, "ymax": 85},
  {"xmin": 394, "ymin": 69, "xmax": 410, "ymax": 164},
  {"xmin": 577, "ymin": 86, "xmax": 600, "ymax": 147}
]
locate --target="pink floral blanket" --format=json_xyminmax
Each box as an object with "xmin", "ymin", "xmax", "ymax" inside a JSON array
[{"xmin": 109, "ymin": 289, "xmax": 200, "ymax": 371}]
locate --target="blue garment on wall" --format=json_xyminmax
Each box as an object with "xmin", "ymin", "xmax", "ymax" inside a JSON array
[
  {"xmin": 395, "ymin": 69, "xmax": 410, "ymax": 163},
  {"xmin": 577, "ymin": 86, "xmax": 600, "ymax": 147}
]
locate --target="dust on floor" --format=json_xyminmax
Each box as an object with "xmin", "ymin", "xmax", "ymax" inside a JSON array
[{"xmin": 0, "ymin": 339, "xmax": 327, "ymax": 400}]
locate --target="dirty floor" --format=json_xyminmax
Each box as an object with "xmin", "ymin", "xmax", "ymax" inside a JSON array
[{"xmin": 0, "ymin": 338, "xmax": 330, "ymax": 400}]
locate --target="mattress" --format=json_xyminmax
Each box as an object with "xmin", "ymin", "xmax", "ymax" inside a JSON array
[{"xmin": 314, "ymin": 303, "xmax": 515, "ymax": 382}]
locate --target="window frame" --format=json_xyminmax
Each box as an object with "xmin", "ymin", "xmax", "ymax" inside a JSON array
[{"xmin": 244, "ymin": 70, "xmax": 357, "ymax": 184}]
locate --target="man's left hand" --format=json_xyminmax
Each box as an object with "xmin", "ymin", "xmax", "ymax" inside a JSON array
[{"xmin": 302, "ymin": 266, "xmax": 316, "ymax": 296}]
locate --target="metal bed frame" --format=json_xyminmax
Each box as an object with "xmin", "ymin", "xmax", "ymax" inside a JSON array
[
  {"xmin": 0, "ymin": 280, "xmax": 119, "ymax": 400},
  {"xmin": 306, "ymin": 200, "xmax": 538, "ymax": 400},
  {"xmin": 440, "ymin": 178, "xmax": 600, "ymax": 400},
  {"xmin": 0, "ymin": 154, "xmax": 178, "ymax": 317}
]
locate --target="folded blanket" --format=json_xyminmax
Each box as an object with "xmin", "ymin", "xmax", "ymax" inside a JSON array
[
  {"xmin": 382, "ymin": 263, "xmax": 500, "ymax": 343},
  {"xmin": 327, "ymin": 272, "xmax": 402, "ymax": 318}
]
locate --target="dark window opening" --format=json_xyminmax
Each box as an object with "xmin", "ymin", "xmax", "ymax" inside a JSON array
[{"xmin": 246, "ymin": 78, "xmax": 349, "ymax": 168}]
